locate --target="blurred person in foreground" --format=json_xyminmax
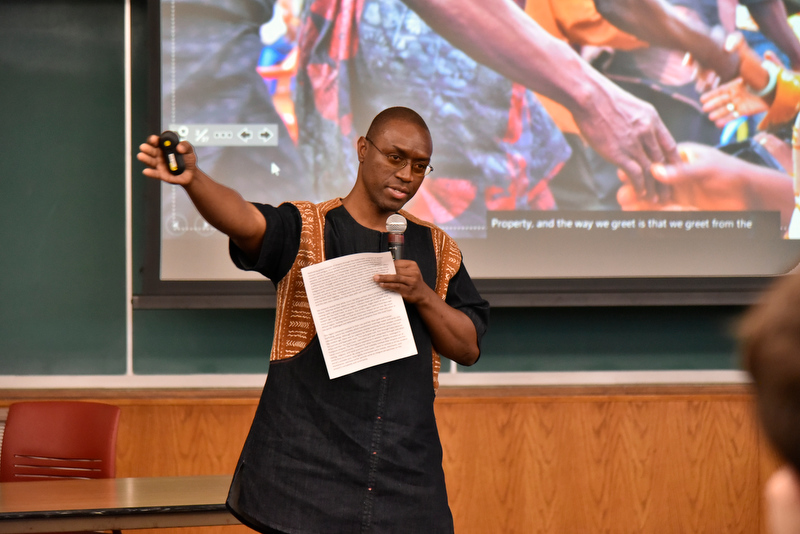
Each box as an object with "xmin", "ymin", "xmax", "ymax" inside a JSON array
[{"xmin": 739, "ymin": 270, "xmax": 800, "ymax": 534}]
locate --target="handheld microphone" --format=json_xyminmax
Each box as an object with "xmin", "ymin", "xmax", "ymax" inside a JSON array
[{"xmin": 386, "ymin": 214, "xmax": 407, "ymax": 260}]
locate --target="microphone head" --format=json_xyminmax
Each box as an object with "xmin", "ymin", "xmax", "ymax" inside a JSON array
[{"xmin": 386, "ymin": 213, "xmax": 407, "ymax": 234}]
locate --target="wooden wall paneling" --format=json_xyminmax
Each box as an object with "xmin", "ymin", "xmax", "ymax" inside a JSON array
[
  {"xmin": 0, "ymin": 387, "xmax": 770, "ymax": 534},
  {"xmin": 435, "ymin": 392, "xmax": 760, "ymax": 534},
  {"xmin": 115, "ymin": 399, "xmax": 257, "ymax": 477},
  {"xmin": 114, "ymin": 398, "xmax": 259, "ymax": 534}
]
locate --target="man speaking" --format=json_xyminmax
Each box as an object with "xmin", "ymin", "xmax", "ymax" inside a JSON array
[{"xmin": 137, "ymin": 106, "xmax": 489, "ymax": 534}]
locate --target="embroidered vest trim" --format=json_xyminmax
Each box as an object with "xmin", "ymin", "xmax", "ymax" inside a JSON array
[{"xmin": 270, "ymin": 199, "xmax": 462, "ymax": 391}]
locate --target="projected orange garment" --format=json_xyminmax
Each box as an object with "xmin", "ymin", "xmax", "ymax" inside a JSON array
[{"xmin": 525, "ymin": 0, "xmax": 647, "ymax": 135}]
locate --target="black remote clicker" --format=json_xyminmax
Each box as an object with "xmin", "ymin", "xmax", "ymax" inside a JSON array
[{"xmin": 158, "ymin": 130, "xmax": 186, "ymax": 175}]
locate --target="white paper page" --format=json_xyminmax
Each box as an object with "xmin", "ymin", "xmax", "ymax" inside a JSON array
[{"xmin": 301, "ymin": 252, "xmax": 418, "ymax": 379}]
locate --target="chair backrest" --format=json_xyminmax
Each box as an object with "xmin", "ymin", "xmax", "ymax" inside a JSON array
[{"xmin": 0, "ymin": 401, "xmax": 120, "ymax": 482}]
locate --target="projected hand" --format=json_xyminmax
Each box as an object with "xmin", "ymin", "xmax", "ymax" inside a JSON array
[
  {"xmin": 725, "ymin": 32, "xmax": 776, "ymax": 93},
  {"xmin": 684, "ymin": 26, "xmax": 739, "ymax": 93},
  {"xmin": 571, "ymin": 83, "xmax": 680, "ymax": 201},
  {"xmin": 618, "ymin": 142, "xmax": 754, "ymax": 210},
  {"xmin": 616, "ymin": 142, "xmax": 793, "ymax": 226},
  {"xmin": 700, "ymin": 78, "xmax": 769, "ymax": 128},
  {"xmin": 700, "ymin": 49, "xmax": 785, "ymax": 128},
  {"xmin": 137, "ymin": 135, "xmax": 198, "ymax": 186}
]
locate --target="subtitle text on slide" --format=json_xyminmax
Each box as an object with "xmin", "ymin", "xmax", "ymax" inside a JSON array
[{"xmin": 486, "ymin": 211, "xmax": 779, "ymax": 239}]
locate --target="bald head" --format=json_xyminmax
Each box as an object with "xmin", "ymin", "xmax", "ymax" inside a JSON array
[{"xmin": 366, "ymin": 107, "xmax": 432, "ymax": 151}]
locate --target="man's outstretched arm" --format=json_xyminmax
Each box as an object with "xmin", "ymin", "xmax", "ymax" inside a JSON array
[{"xmin": 137, "ymin": 135, "xmax": 266, "ymax": 261}]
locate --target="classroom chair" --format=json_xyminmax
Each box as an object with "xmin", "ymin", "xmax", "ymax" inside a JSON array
[{"xmin": 0, "ymin": 401, "xmax": 120, "ymax": 481}]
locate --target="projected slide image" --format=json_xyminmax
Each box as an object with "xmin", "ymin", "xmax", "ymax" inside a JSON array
[{"xmin": 156, "ymin": 0, "xmax": 800, "ymax": 282}]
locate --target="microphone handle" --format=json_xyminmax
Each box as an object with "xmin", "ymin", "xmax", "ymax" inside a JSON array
[{"xmin": 388, "ymin": 232, "xmax": 404, "ymax": 260}]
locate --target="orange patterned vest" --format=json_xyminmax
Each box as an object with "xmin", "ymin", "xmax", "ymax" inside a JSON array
[{"xmin": 270, "ymin": 198, "xmax": 463, "ymax": 391}]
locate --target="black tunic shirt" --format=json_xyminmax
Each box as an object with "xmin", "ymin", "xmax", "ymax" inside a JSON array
[{"xmin": 226, "ymin": 203, "xmax": 489, "ymax": 534}]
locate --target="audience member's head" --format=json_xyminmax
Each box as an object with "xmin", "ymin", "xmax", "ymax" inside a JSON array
[
  {"xmin": 739, "ymin": 271, "xmax": 800, "ymax": 472},
  {"xmin": 740, "ymin": 272, "xmax": 800, "ymax": 533}
]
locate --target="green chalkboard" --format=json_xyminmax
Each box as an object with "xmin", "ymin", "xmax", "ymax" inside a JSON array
[
  {"xmin": 131, "ymin": 306, "xmax": 745, "ymax": 375},
  {"xmin": 470, "ymin": 306, "xmax": 744, "ymax": 373},
  {"xmin": 0, "ymin": 0, "xmax": 128, "ymax": 375},
  {"xmin": 0, "ymin": 0, "xmax": 751, "ymax": 380},
  {"xmin": 133, "ymin": 309, "xmax": 273, "ymax": 374}
]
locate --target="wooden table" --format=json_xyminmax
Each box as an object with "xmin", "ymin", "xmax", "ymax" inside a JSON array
[{"xmin": 0, "ymin": 475, "xmax": 240, "ymax": 533}]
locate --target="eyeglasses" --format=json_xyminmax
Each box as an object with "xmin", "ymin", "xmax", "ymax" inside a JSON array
[{"xmin": 364, "ymin": 136, "xmax": 433, "ymax": 177}]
